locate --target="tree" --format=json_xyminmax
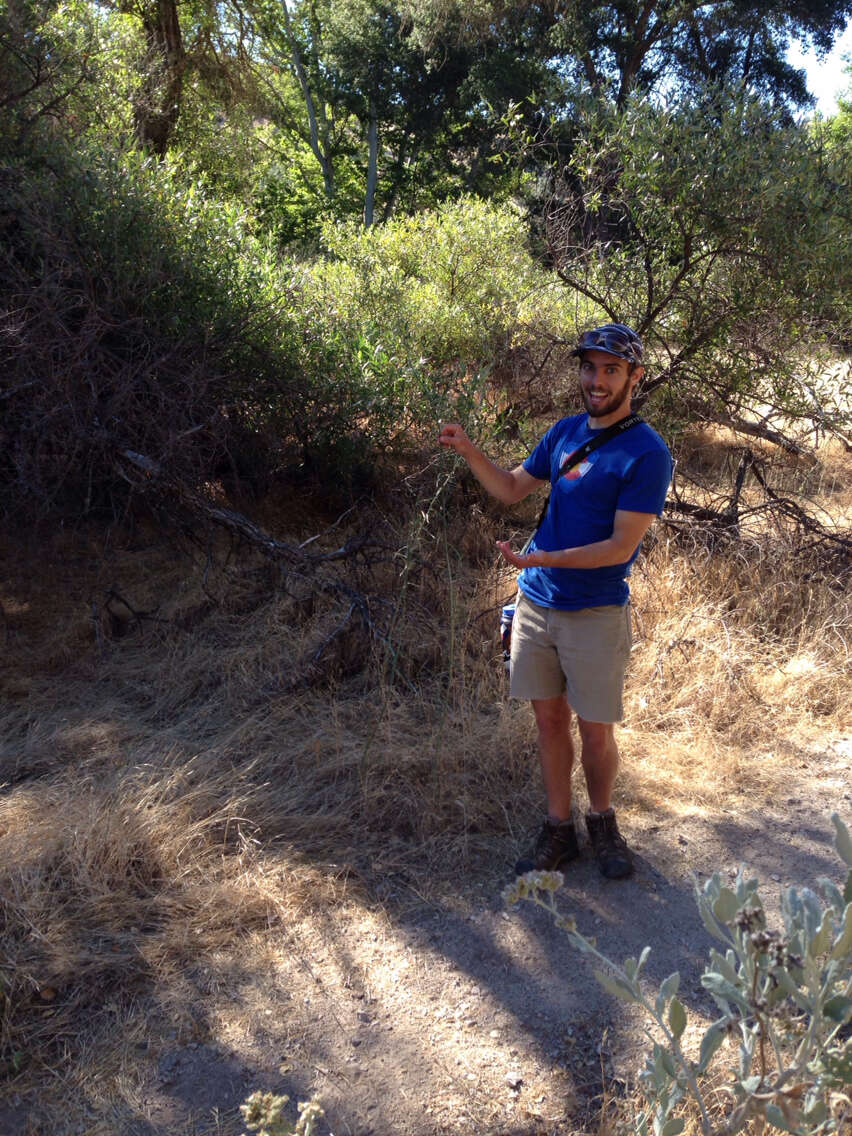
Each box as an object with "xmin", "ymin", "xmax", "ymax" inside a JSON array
[
  {"xmin": 0, "ymin": 0, "xmax": 104, "ymax": 139},
  {"xmin": 248, "ymin": 0, "xmax": 509, "ymax": 228},
  {"xmin": 546, "ymin": 90, "xmax": 852, "ymax": 451},
  {"xmin": 406, "ymin": 0, "xmax": 852, "ymax": 111},
  {"xmin": 121, "ymin": 0, "xmax": 186, "ymax": 154},
  {"xmin": 550, "ymin": 0, "xmax": 852, "ymax": 109}
]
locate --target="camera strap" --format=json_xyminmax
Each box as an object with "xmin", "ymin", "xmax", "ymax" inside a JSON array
[{"xmin": 523, "ymin": 413, "xmax": 643, "ymax": 551}]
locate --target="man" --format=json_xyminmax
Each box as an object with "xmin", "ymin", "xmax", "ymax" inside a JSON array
[{"xmin": 438, "ymin": 323, "xmax": 672, "ymax": 879}]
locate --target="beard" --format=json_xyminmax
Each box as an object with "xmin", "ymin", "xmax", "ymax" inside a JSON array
[{"xmin": 580, "ymin": 373, "xmax": 634, "ymax": 419}]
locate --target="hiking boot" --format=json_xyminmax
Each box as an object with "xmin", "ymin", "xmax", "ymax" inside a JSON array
[
  {"xmin": 514, "ymin": 818, "xmax": 580, "ymax": 875},
  {"xmin": 585, "ymin": 808, "xmax": 633, "ymax": 879}
]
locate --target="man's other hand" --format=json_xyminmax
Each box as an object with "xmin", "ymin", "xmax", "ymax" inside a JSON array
[{"xmin": 496, "ymin": 541, "xmax": 545, "ymax": 569}]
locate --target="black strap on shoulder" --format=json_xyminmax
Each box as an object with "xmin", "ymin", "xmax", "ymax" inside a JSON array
[
  {"xmin": 555, "ymin": 412, "xmax": 642, "ymax": 481},
  {"xmin": 526, "ymin": 413, "xmax": 643, "ymax": 545}
]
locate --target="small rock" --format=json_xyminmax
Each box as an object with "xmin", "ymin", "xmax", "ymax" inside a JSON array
[
  {"xmin": 351, "ymin": 1038, "xmax": 361, "ymax": 1047},
  {"xmin": 505, "ymin": 1072, "xmax": 523, "ymax": 1090},
  {"xmin": 489, "ymin": 1030, "xmax": 500, "ymax": 1038}
]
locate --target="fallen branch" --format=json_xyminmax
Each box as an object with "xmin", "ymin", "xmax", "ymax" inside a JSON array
[
  {"xmin": 114, "ymin": 448, "xmax": 401, "ymax": 689},
  {"xmin": 118, "ymin": 450, "xmax": 374, "ymax": 568}
]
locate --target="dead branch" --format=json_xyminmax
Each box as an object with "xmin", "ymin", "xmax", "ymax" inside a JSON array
[
  {"xmin": 663, "ymin": 449, "xmax": 852, "ymax": 566},
  {"xmin": 114, "ymin": 448, "xmax": 404, "ymax": 689},
  {"xmin": 712, "ymin": 411, "xmax": 813, "ymax": 459}
]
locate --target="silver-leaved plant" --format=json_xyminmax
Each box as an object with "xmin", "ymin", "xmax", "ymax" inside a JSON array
[{"xmin": 503, "ymin": 813, "xmax": 852, "ymax": 1136}]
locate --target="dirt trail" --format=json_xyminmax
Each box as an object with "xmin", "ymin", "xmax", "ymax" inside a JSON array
[{"xmin": 6, "ymin": 740, "xmax": 847, "ymax": 1136}]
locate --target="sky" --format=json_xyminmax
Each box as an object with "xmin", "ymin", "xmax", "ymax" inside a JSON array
[{"xmin": 787, "ymin": 22, "xmax": 852, "ymax": 115}]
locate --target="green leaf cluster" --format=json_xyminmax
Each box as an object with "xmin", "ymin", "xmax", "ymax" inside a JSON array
[{"xmin": 549, "ymin": 89, "xmax": 851, "ymax": 434}]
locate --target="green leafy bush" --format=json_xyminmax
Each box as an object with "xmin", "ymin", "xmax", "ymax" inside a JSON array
[
  {"xmin": 505, "ymin": 815, "xmax": 852, "ymax": 1136},
  {"xmin": 2, "ymin": 134, "xmax": 587, "ymax": 516},
  {"xmin": 284, "ymin": 196, "xmax": 597, "ymax": 457}
]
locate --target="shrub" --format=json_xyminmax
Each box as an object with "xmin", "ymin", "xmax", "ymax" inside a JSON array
[{"xmin": 1, "ymin": 140, "xmax": 584, "ymax": 518}]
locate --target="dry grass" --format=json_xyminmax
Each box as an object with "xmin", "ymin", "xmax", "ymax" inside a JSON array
[{"xmin": 0, "ymin": 428, "xmax": 850, "ymax": 1131}]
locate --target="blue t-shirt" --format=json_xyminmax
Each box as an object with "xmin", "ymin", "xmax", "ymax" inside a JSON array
[{"xmin": 519, "ymin": 414, "xmax": 672, "ymax": 610}]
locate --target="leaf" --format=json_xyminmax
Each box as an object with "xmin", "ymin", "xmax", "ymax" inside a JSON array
[
  {"xmin": 822, "ymin": 995, "xmax": 852, "ymax": 1023},
  {"xmin": 799, "ymin": 889, "xmax": 823, "ymax": 937},
  {"xmin": 773, "ymin": 968, "xmax": 812, "ymax": 1012},
  {"xmin": 808, "ymin": 911, "xmax": 833, "ymax": 958},
  {"xmin": 708, "ymin": 949, "xmax": 740, "ymax": 984},
  {"xmin": 668, "ymin": 997, "xmax": 687, "ymax": 1040},
  {"xmin": 764, "ymin": 1103, "xmax": 800, "ymax": 1133},
  {"xmin": 701, "ymin": 973, "xmax": 749, "ymax": 1011},
  {"xmin": 594, "ymin": 969, "xmax": 636, "ymax": 1003},
  {"xmin": 818, "ymin": 877, "xmax": 845, "ymax": 913},
  {"xmin": 803, "ymin": 1089, "xmax": 828, "ymax": 1125},
  {"xmin": 830, "ymin": 904, "xmax": 852, "ymax": 961},
  {"xmin": 660, "ymin": 1120, "xmax": 685, "ymax": 1136},
  {"xmin": 655, "ymin": 971, "xmax": 680, "ymax": 1016},
  {"xmin": 832, "ymin": 813, "xmax": 852, "ymax": 868},
  {"xmin": 697, "ymin": 900, "xmax": 729, "ymax": 945},
  {"xmin": 697, "ymin": 1021, "xmax": 727, "ymax": 1074},
  {"xmin": 655, "ymin": 1046, "xmax": 678, "ymax": 1079},
  {"xmin": 739, "ymin": 1030, "xmax": 758, "ymax": 1080},
  {"xmin": 712, "ymin": 888, "xmax": 741, "ymax": 924}
]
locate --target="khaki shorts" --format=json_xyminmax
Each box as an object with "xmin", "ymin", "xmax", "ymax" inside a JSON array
[{"xmin": 509, "ymin": 591, "xmax": 632, "ymax": 722}]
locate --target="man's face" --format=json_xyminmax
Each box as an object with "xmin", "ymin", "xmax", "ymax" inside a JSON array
[{"xmin": 578, "ymin": 349, "xmax": 642, "ymax": 421}]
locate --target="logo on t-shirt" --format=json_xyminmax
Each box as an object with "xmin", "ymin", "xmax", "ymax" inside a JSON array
[{"xmin": 560, "ymin": 448, "xmax": 594, "ymax": 480}]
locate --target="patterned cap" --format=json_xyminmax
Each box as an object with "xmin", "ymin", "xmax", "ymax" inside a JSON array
[{"xmin": 571, "ymin": 323, "xmax": 643, "ymax": 364}]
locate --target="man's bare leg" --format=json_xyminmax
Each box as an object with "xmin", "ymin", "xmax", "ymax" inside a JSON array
[
  {"xmin": 531, "ymin": 694, "xmax": 575, "ymax": 820},
  {"xmin": 576, "ymin": 718, "xmax": 619, "ymax": 812},
  {"xmin": 576, "ymin": 716, "xmax": 632, "ymax": 878},
  {"xmin": 514, "ymin": 694, "xmax": 579, "ymax": 874}
]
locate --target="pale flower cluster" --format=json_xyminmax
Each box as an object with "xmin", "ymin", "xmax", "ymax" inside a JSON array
[
  {"xmin": 501, "ymin": 869, "xmax": 564, "ymax": 906},
  {"xmin": 240, "ymin": 1091, "xmax": 325, "ymax": 1136}
]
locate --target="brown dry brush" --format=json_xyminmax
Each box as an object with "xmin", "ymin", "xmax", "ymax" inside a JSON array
[
  {"xmin": 0, "ymin": 434, "xmax": 850, "ymax": 1089},
  {"xmin": 0, "ymin": 468, "xmax": 485, "ymax": 1082},
  {"xmin": 662, "ymin": 442, "xmax": 852, "ymax": 579}
]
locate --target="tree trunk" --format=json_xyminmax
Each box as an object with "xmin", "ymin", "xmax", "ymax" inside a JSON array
[
  {"xmin": 279, "ymin": 0, "xmax": 336, "ymax": 199},
  {"xmin": 132, "ymin": 0, "xmax": 186, "ymax": 157},
  {"xmin": 364, "ymin": 100, "xmax": 378, "ymax": 227}
]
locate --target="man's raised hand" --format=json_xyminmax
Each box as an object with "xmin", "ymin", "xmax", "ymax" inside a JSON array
[{"xmin": 438, "ymin": 423, "xmax": 473, "ymax": 457}]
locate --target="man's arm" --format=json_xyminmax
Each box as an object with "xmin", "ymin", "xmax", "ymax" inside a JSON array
[
  {"xmin": 438, "ymin": 422, "xmax": 544, "ymax": 505},
  {"xmin": 496, "ymin": 509, "xmax": 657, "ymax": 569}
]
